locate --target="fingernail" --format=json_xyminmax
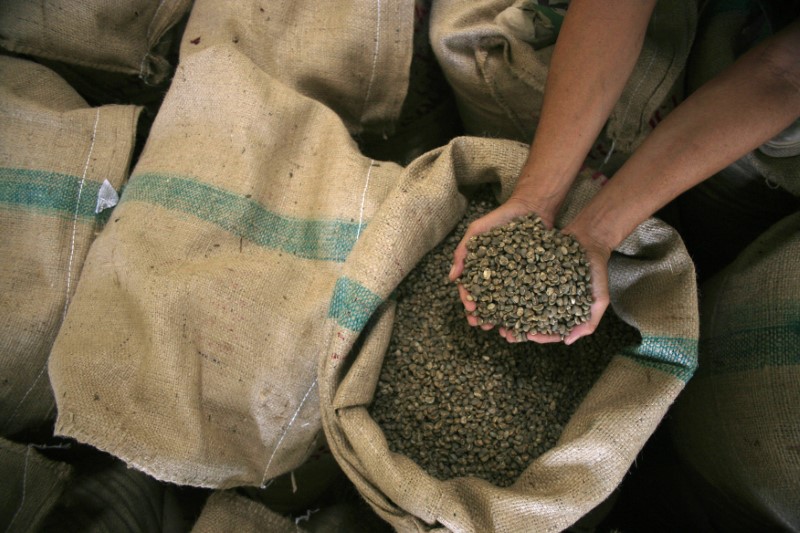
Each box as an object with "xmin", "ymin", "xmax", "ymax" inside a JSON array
[{"xmin": 448, "ymin": 265, "xmax": 456, "ymax": 280}]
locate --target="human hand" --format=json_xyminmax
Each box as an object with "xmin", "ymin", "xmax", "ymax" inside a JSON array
[
  {"xmin": 449, "ymin": 196, "xmax": 611, "ymax": 345},
  {"xmin": 449, "ymin": 196, "xmax": 562, "ymax": 342},
  {"xmin": 559, "ymin": 224, "xmax": 611, "ymax": 345},
  {"xmin": 467, "ymin": 222, "xmax": 610, "ymax": 346}
]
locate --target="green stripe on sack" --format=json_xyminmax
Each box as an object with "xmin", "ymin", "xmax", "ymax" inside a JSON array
[
  {"xmin": 122, "ymin": 173, "xmax": 364, "ymax": 262},
  {"xmin": 0, "ymin": 167, "xmax": 101, "ymax": 220},
  {"xmin": 622, "ymin": 336, "xmax": 698, "ymax": 382},
  {"xmin": 328, "ymin": 277, "xmax": 383, "ymax": 332},
  {"xmin": 699, "ymin": 322, "xmax": 800, "ymax": 375}
]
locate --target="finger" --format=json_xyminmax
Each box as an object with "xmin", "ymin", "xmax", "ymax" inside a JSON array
[
  {"xmin": 466, "ymin": 313, "xmax": 480, "ymax": 327},
  {"xmin": 565, "ymin": 294, "xmax": 609, "ymax": 345},
  {"xmin": 450, "ymin": 240, "xmax": 467, "ymax": 281},
  {"xmin": 450, "ymin": 210, "xmax": 519, "ymax": 281},
  {"xmin": 526, "ymin": 332, "xmax": 563, "ymax": 344},
  {"xmin": 450, "ymin": 223, "xmax": 481, "ymax": 281},
  {"xmin": 565, "ymin": 249, "xmax": 611, "ymax": 344},
  {"xmin": 564, "ymin": 321, "xmax": 594, "ymax": 345},
  {"xmin": 457, "ymin": 284, "xmax": 477, "ymax": 313}
]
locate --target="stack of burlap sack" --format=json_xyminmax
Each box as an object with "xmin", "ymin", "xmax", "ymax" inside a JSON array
[
  {"xmin": 1, "ymin": 1, "xmax": 795, "ymax": 531},
  {"xmin": 1, "ymin": 1, "xmax": 192, "ymax": 530},
  {"xmin": 669, "ymin": 2, "xmax": 800, "ymax": 530}
]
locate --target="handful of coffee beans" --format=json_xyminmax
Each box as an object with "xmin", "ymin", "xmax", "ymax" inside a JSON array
[{"xmin": 460, "ymin": 214, "xmax": 593, "ymax": 340}]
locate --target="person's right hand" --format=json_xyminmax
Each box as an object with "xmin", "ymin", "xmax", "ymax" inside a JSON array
[{"xmin": 449, "ymin": 196, "xmax": 561, "ymax": 342}]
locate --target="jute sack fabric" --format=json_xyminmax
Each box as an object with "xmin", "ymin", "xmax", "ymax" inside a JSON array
[
  {"xmin": 429, "ymin": 0, "xmax": 696, "ymax": 165},
  {"xmin": 182, "ymin": 0, "xmax": 414, "ymax": 136},
  {"xmin": 0, "ymin": 0, "xmax": 191, "ymax": 85},
  {"xmin": 670, "ymin": 212, "xmax": 800, "ymax": 531},
  {"xmin": 48, "ymin": 39, "xmax": 405, "ymax": 488},
  {"xmin": 0, "ymin": 55, "xmax": 142, "ymax": 439},
  {"xmin": 319, "ymin": 136, "xmax": 699, "ymax": 532},
  {"xmin": 191, "ymin": 491, "xmax": 299, "ymax": 533},
  {"xmin": 39, "ymin": 456, "xmax": 182, "ymax": 533},
  {"xmin": 0, "ymin": 437, "xmax": 73, "ymax": 533},
  {"xmin": 740, "ymin": 152, "xmax": 800, "ymax": 198}
]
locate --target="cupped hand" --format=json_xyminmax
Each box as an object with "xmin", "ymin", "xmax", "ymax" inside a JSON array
[
  {"xmin": 449, "ymin": 196, "xmax": 612, "ymax": 345},
  {"xmin": 559, "ymin": 225, "xmax": 611, "ymax": 345},
  {"xmin": 449, "ymin": 197, "xmax": 555, "ymax": 339}
]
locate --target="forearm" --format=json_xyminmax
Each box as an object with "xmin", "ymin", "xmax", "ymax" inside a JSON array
[
  {"xmin": 511, "ymin": 0, "xmax": 656, "ymax": 219},
  {"xmin": 568, "ymin": 19, "xmax": 800, "ymax": 251}
]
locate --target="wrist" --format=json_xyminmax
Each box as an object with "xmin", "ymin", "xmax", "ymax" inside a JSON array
[
  {"xmin": 563, "ymin": 208, "xmax": 620, "ymax": 259},
  {"xmin": 509, "ymin": 172, "xmax": 575, "ymax": 227}
]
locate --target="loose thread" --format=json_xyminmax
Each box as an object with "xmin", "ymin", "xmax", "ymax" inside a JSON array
[
  {"xmin": 6, "ymin": 108, "xmax": 101, "ymax": 427},
  {"xmin": 260, "ymin": 379, "xmax": 318, "ymax": 486},
  {"xmin": 5, "ymin": 445, "xmax": 32, "ymax": 533},
  {"xmin": 356, "ymin": 160, "xmax": 374, "ymax": 240},
  {"xmin": 64, "ymin": 108, "xmax": 101, "ymax": 319},
  {"xmin": 601, "ymin": 139, "xmax": 616, "ymax": 167},
  {"xmin": 294, "ymin": 508, "xmax": 319, "ymax": 525},
  {"xmin": 360, "ymin": 0, "xmax": 383, "ymax": 122},
  {"xmin": 139, "ymin": 0, "xmax": 167, "ymax": 84}
]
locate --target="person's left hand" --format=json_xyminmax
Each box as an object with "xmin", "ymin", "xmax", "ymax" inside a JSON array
[{"xmin": 559, "ymin": 224, "xmax": 611, "ymax": 345}]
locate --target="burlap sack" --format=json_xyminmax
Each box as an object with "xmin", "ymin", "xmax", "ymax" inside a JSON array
[
  {"xmin": 319, "ymin": 136, "xmax": 699, "ymax": 532},
  {"xmin": 0, "ymin": 0, "xmax": 191, "ymax": 85},
  {"xmin": 0, "ymin": 55, "xmax": 141, "ymax": 439},
  {"xmin": 181, "ymin": 0, "xmax": 414, "ymax": 136},
  {"xmin": 191, "ymin": 491, "xmax": 299, "ymax": 533},
  {"xmin": 670, "ymin": 212, "xmax": 800, "ymax": 531},
  {"xmin": 49, "ymin": 1, "xmax": 413, "ymax": 486},
  {"xmin": 39, "ymin": 456, "xmax": 184, "ymax": 533},
  {"xmin": 0, "ymin": 437, "xmax": 72, "ymax": 533},
  {"xmin": 741, "ymin": 152, "xmax": 800, "ymax": 198},
  {"xmin": 430, "ymin": 0, "xmax": 696, "ymax": 168},
  {"xmin": 359, "ymin": 0, "xmax": 464, "ymax": 166}
]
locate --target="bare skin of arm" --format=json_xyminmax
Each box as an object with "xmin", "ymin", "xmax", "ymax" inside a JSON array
[
  {"xmin": 450, "ymin": 0, "xmax": 657, "ymax": 340},
  {"xmin": 562, "ymin": 18, "xmax": 800, "ymax": 344},
  {"xmin": 451, "ymin": 8, "xmax": 800, "ymax": 344}
]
